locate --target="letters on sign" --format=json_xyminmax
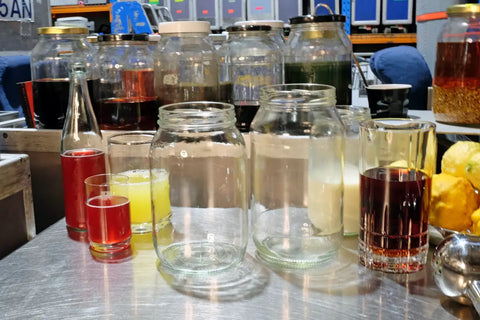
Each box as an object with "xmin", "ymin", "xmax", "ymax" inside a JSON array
[{"xmin": 0, "ymin": 0, "xmax": 34, "ymax": 22}]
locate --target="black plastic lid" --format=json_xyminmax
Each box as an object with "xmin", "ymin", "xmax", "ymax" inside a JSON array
[
  {"xmin": 99, "ymin": 34, "xmax": 135, "ymax": 42},
  {"xmin": 226, "ymin": 25, "xmax": 272, "ymax": 32},
  {"xmin": 289, "ymin": 14, "xmax": 346, "ymax": 24},
  {"xmin": 132, "ymin": 33, "xmax": 149, "ymax": 41}
]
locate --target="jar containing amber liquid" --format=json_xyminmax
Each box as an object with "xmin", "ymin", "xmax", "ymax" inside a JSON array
[{"xmin": 433, "ymin": 4, "xmax": 480, "ymax": 124}]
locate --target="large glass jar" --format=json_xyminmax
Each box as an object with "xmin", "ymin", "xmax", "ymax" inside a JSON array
[
  {"xmin": 433, "ymin": 4, "xmax": 480, "ymax": 124},
  {"xmin": 30, "ymin": 26, "xmax": 94, "ymax": 129},
  {"xmin": 285, "ymin": 15, "xmax": 352, "ymax": 105},
  {"xmin": 251, "ymin": 84, "xmax": 345, "ymax": 268},
  {"xmin": 218, "ymin": 25, "xmax": 283, "ymax": 132},
  {"xmin": 154, "ymin": 21, "xmax": 219, "ymax": 106},
  {"xmin": 93, "ymin": 34, "xmax": 156, "ymax": 130},
  {"xmin": 151, "ymin": 101, "xmax": 248, "ymax": 275}
]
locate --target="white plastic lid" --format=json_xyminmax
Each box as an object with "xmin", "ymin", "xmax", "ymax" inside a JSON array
[
  {"xmin": 234, "ymin": 20, "xmax": 285, "ymax": 29},
  {"xmin": 158, "ymin": 21, "xmax": 211, "ymax": 34}
]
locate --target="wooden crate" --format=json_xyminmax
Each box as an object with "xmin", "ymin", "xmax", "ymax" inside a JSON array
[{"xmin": 0, "ymin": 153, "xmax": 35, "ymax": 259}]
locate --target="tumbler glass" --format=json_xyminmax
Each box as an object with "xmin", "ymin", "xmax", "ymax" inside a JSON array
[
  {"xmin": 84, "ymin": 173, "xmax": 132, "ymax": 254},
  {"xmin": 150, "ymin": 101, "xmax": 248, "ymax": 275},
  {"xmin": 251, "ymin": 84, "xmax": 345, "ymax": 268},
  {"xmin": 359, "ymin": 119, "xmax": 437, "ymax": 273},
  {"xmin": 108, "ymin": 132, "xmax": 155, "ymax": 234}
]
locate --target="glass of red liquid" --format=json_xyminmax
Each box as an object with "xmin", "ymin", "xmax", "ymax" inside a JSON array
[
  {"xmin": 359, "ymin": 119, "xmax": 437, "ymax": 273},
  {"xmin": 84, "ymin": 173, "xmax": 132, "ymax": 256}
]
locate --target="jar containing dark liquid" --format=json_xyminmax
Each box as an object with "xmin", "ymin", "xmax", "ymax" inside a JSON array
[
  {"xmin": 433, "ymin": 4, "xmax": 480, "ymax": 124},
  {"xmin": 31, "ymin": 27, "xmax": 95, "ymax": 129},
  {"xmin": 218, "ymin": 25, "xmax": 283, "ymax": 132},
  {"xmin": 154, "ymin": 21, "xmax": 219, "ymax": 106},
  {"xmin": 285, "ymin": 15, "xmax": 352, "ymax": 105},
  {"xmin": 93, "ymin": 34, "xmax": 157, "ymax": 130}
]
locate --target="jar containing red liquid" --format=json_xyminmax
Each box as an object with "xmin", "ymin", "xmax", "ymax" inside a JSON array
[
  {"xmin": 30, "ymin": 26, "xmax": 95, "ymax": 129},
  {"xmin": 93, "ymin": 34, "xmax": 157, "ymax": 130},
  {"xmin": 433, "ymin": 4, "xmax": 480, "ymax": 124}
]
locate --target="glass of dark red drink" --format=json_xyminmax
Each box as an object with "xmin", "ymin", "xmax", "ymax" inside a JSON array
[
  {"xmin": 359, "ymin": 119, "xmax": 437, "ymax": 273},
  {"xmin": 84, "ymin": 173, "xmax": 132, "ymax": 257}
]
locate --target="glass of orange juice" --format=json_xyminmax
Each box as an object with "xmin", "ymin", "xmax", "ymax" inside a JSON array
[{"xmin": 108, "ymin": 132, "xmax": 169, "ymax": 234}]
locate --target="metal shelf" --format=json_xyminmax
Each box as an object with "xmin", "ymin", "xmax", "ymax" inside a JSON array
[
  {"xmin": 350, "ymin": 33, "xmax": 417, "ymax": 45},
  {"xmin": 51, "ymin": 4, "xmax": 112, "ymax": 21}
]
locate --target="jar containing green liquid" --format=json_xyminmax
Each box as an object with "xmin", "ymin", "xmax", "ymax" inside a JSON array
[{"xmin": 285, "ymin": 15, "xmax": 352, "ymax": 105}]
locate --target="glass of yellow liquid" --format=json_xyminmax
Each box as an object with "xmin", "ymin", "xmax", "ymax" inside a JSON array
[{"xmin": 108, "ymin": 132, "xmax": 169, "ymax": 234}]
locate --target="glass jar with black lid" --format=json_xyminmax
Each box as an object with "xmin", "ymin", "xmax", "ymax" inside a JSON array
[
  {"xmin": 93, "ymin": 33, "xmax": 157, "ymax": 130},
  {"xmin": 218, "ymin": 24, "xmax": 283, "ymax": 132},
  {"xmin": 285, "ymin": 15, "xmax": 352, "ymax": 105}
]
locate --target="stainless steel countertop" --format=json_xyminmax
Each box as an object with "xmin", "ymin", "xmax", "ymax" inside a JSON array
[{"xmin": 0, "ymin": 219, "xmax": 477, "ymax": 320}]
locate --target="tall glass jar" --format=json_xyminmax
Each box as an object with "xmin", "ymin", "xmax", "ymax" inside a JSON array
[
  {"xmin": 151, "ymin": 102, "xmax": 248, "ymax": 275},
  {"xmin": 285, "ymin": 15, "xmax": 352, "ymax": 105},
  {"xmin": 336, "ymin": 105, "xmax": 371, "ymax": 236},
  {"xmin": 433, "ymin": 4, "xmax": 480, "ymax": 124},
  {"xmin": 93, "ymin": 34, "xmax": 157, "ymax": 130},
  {"xmin": 218, "ymin": 25, "xmax": 283, "ymax": 132},
  {"xmin": 251, "ymin": 84, "xmax": 345, "ymax": 268},
  {"xmin": 31, "ymin": 26, "xmax": 94, "ymax": 129},
  {"xmin": 154, "ymin": 21, "xmax": 219, "ymax": 106}
]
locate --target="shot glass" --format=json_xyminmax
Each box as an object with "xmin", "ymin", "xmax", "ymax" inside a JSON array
[
  {"xmin": 85, "ymin": 173, "xmax": 132, "ymax": 254},
  {"xmin": 359, "ymin": 119, "xmax": 437, "ymax": 273},
  {"xmin": 108, "ymin": 132, "xmax": 155, "ymax": 234}
]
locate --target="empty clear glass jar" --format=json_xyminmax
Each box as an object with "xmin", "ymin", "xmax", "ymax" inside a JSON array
[
  {"xmin": 151, "ymin": 101, "xmax": 248, "ymax": 275},
  {"xmin": 251, "ymin": 84, "xmax": 345, "ymax": 268}
]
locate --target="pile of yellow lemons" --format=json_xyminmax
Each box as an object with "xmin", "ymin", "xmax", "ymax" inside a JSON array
[{"xmin": 430, "ymin": 141, "xmax": 480, "ymax": 234}]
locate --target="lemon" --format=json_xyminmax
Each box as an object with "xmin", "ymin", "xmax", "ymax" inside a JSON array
[
  {"xmin": 429, "ymin": 173, "xmax": 478, "ymax": 232},
  {"xmin": 465, "ymin": 152, "xmax": 480, "ymax": 190},
  {"xmin": 441, "ymin": 141, "xmax": 480, "ymax": 179},
  {"xmin": 471, "ymin": 208, "xmax": 480, "ymax": 236}
]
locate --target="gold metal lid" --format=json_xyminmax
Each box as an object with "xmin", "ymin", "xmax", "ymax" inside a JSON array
[
  {"xmin": 447, "ymin": 4, "xmax": 480, "ymax": 15},
  {"xmin": 37, "ymin": 26, "xmax": 89, "ymax": 35}
]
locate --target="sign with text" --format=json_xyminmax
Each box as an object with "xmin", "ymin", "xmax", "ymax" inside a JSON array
[{"xmin": 0, "ymin": 0, "xmax": 34, "ymax": 22}]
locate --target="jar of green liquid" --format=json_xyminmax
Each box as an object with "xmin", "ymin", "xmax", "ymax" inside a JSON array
[{"xmin": 285, "ymin": 15, "xmax": 352, "ymax": 105}]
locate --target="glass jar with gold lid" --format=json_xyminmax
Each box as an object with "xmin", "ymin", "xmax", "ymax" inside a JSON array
[
  {"xmin": 30, "ymin": 26, "xmax": 95, "ymax": 129},
  {"xmin": 433, "ymin": 4, "xmax": 480, "ymax": 124}
]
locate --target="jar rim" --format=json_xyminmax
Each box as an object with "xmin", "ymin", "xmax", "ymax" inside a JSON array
[
  {"xmin": 447, "ymin": 3, "xmax": 480, "ymax": 15},
  {"xmin": 360, "ymin": 118, "xmax": 436, "ymax": 132},
  {"xmin": 260, "ymin": 84, "xmax": 336, "ymax": 108},
  {"xmin": 289, "ymin": 14, "xmax": 346, "ymax": 25},
  {"xmin": 158, "ymin": 101, "xmax": 236, "ymax": 129},
  {"xmin": 37, "ymin": 26, "xmax": 88, "ymax": 35}
]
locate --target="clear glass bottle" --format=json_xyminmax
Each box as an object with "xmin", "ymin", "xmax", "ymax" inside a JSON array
[
  {"xmin": 93, "ymin": 34, "xmax": 157, "ymax": 130},
  {"xmin": 251, "ymin": 84, "xmax": 344, "ymax": 268},
  {"xmin": 285, "ymin": 15, "xmax": 352, "ymax": 105},
  {"xmin": 218, "ymin": 25, "xmax": 283, "ymax": 132},
  {"xmin": 61, "ymin": 62, "xmax": 106, "ymax": 241},
  {"xmin": 151, "ymin": 101, "xmax": 248, "ymax": 275},
  {"xmin": 154, "ymin": 21, "xmax": 219, "ymax": 106},
  {"xmin": 31, "ymin": 26, "xmax": 95, "ymax": 129},
  {"xmin": 433, "ymin": 4, "xmax": 480, "ymax": 124}
]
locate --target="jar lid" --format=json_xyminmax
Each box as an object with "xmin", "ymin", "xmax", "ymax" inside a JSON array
[
  {"xmin": 158, "ymin": 21, "xmax": 211, "ymax": 34},
  {"xmin": 132, "ymin": 33, "xmax": 149, "ymax": 41},
  {"xmin": 234, "ymin": 20, "xmax": 284, "ymax": 29},
  {"xmin": 99, "ymin": 34, "xmax": 135, "ymax": 42},
  {"xmin": 447, "ymin": 3, "xmax": 480, "ymax": 15},
  {"xmin": 289, "ymin": 14, "xmax": 346, "ymax": 24},
  {"xmin": 87, "ymin": 35, "xmax": 99, "ymax": 43},
  {"xmin": 226, "ymin": 25, "xmax": 272, "ymax": 32},
  {"xmin": 37, "ymin": 26, "xmax": 89, "ymax": 35}
]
